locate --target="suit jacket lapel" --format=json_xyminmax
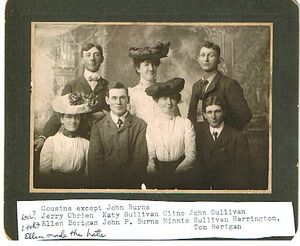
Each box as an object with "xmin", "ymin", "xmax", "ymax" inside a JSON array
[
  {"xmin": 105, "ymin": 114, "xmax": 118, "ymax": 133},
  {"xmin": 118, "ymin": 112, "xmax": 132, "ymax": 132},
  {"xmin": 93, "ymin": 77, "xmax": 108, "ymax": 94},
  {"xmin": 216, "ymin": 124, "xmax": 229, "ymax": 145},
  {"xmin": 79, "ymin": 76, "xmax": 93, "ymax": 94},
  {"xmin": 105, "ymin": 112, "xmax": 132, "ymax": 133},
  {"xmin": 203, "ymin": 123, "xmax": 215, "ymax": 145},
  {"xmin": 193, "ymin": 79, "xmax": 203, "ymax": 96},
  {"xmin": 205, "ymin": 71, "xmax": 221, "ymax": 96}
]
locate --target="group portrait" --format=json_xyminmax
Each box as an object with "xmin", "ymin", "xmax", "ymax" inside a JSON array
[{"xmin": 31, "ymin": 23, "xmax": 271, "ymax": 192}]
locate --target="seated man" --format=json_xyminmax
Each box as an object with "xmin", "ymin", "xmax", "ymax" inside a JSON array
[
  {"xmin": 195, "ymin": 96, "xmax": 253, "ymax": 190},
  {"xmin": 88, "ymin": 82, "xmax": 148, "ymax": 189}
]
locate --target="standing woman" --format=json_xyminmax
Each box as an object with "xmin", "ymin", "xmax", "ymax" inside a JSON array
[
  {"xmin": 145, "ymin": 78, "xmax": 196, "ymax": 189},
  {"xmin": 128, "ymin": 41, "xmax": 180, "ymax": 123},
  {"xmin": 39, "ymin": 92, "xmax": 96, "ymax": 188}
]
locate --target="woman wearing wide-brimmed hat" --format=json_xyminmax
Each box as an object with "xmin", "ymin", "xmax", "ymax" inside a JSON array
[
  {"xmin": 145, "ymin": 78, "xmax": 197, "ymax": 189},
  {"xmin": 39, "ymin": 92, "xmax": 96, "ymax": 188},
  {"xmin": 128, "ymin": 41, "xmax": 180, "ymax": 124}
]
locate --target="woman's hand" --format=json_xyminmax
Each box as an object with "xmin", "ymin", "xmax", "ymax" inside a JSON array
[
  {"xmin": 175, "ymin": 162, "xmax": 193, "ymax": 174},
  {"xmin": 34, "ymin": 137, "xmax": 45, "ymax": 152},
  {"xmin": 90, "ymin": 110, "xmax": 108, "ymax": 121},
  {"xmin": 147, "ymin": 163, "xmax": 157, "ymax": 174}
]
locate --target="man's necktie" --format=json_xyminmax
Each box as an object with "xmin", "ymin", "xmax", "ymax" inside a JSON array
[
  {"xmin": 213, "ymin": 132, "xmax": 218, "ymax": 141},
  {"xmin": 117, "ymin": 118, "xmax": 123, "ymax": 128},
  {"xmin": 88, "ymin": 75, "xmax": 100, "ymax": 91},
  {"xmin": 200, "ymin": 79, "xmax": 209, "ymax": 99},
  {"xmin": 88, "ymin": 75, "xmax": 100, "ymax": 81}
]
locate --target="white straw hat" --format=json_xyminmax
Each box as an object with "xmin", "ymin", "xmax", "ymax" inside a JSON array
[{"xmin": 52, "ymin": 93, "xmax": 97, "ymax": 114}]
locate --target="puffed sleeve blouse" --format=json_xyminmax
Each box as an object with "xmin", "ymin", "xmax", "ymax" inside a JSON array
[
  {"xmin": 39, "ymin": 132, "xmax": 89, "ymax": 176},
  {"xmin": 146, "ymin": 116, "xmax": 196, "ymax": 167}
]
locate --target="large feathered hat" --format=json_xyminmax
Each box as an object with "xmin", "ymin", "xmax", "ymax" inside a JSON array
[
  {"xmin": 52, "ymin": 92, "xmax": 98, "ymax": 114},
  {"xmin": 129, "ymin": 41, "xmax": 171, "ymax": 60},
  {"xmin": 145, "ymin": 78, "xmax": 185, "ymax": 98}
]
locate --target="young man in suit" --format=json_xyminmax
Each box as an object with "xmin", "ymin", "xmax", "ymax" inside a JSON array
[
  {"xmin": 88, "ymin": 82, "xmax": 148, "ymax": 189},
  {"xmin": 188, "ymin": 41, "xmax": 252, "ymax": 131},
  {"xmin": 34, "ymin": 42, "xmax": 110, "ymax": 151},
  {"xmin": 195, "ymin": 96, "xmax": 253, "ymax": 190}
]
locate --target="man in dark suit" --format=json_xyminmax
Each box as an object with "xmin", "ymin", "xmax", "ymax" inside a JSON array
[
  {"xmin": 88, "ymin": 82, "xmax": 148, "ymax": 189},
  {"xmin": 34, "ymin": 42, "xmax": 110, "ymax": 151},
  {"xmin": 188, "ymin": 41, "xmax": 252, "ymax": 131},
  {"xmin": 195, "ymin": 96, "xmax": 253, "ymax": 190}
]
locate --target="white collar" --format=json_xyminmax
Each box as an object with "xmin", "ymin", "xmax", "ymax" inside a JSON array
[
  {"xmin": 209, "ymin": 122, "xmax": 224, "ymax": 136},
  {"xmin": 110, "ymin": 111, "xmax": 128, "ymax": 125},
  {"xmin": 84, "ymin": 69, "xmax": 101, "ymax": 81},
  {"xmin": 202, "ymin": 72, "xmax": 217, "ymax": 83},
  {"xmin": 139, "ymin": 78, "xmax": 156, "ymax": 88},
  {"xmin": 154, "ymin": 110, "xmax": 176, "ymax": 122}
]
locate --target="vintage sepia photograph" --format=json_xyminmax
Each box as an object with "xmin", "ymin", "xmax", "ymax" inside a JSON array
[{"xmin": 31, "ymin": 22, "xmax": 272, "ymax": 193}]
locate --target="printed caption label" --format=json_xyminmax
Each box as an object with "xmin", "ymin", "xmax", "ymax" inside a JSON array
[{"xmin": 17, "ymin": 200, "xmax": 295, "ymax": 240}]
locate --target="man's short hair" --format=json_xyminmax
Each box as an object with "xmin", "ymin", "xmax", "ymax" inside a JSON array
[
  {"xmin": 203, "ymin": 96, "xmax": 225, "ymax": 112},
  {"xmin": 81, "ymin": 43, "xmax": 103, "ymax": 57},
  {"xmin": 106, "ymin": 82, "xmax": 128, "ymax": 97},
  {"xmin": 199, "ymin": 41, "xmax": 221, "ymax": 58}
]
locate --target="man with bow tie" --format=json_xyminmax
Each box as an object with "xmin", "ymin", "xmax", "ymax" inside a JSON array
[
  {"xmin": 188, "ymin": 41, "xmax": 252, "ymax": 131},
  {"xmin": 195, "ymin": 96, "xmax": 253, "ymax": 190},
  {"xmin": 34, "ymin": 43, "xmax": 110, "ymax": 151}
]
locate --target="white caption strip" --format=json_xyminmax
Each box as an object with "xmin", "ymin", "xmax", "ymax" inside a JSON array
[{"xmin": 17, "ymin": 200, "xmax": 295, "ymax": 240}]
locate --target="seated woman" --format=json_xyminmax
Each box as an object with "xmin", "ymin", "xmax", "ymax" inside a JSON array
[
  {"xmin": 145, "ymin": 78, "xmax": 196, "ymax": 189},
  {"xmin": 39, "ymin": 92, "xmax": 96, "ymax": 188}
]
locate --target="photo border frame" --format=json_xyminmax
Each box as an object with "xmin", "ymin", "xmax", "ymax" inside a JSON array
[
  {"xmin": 5, "ymin": 0, "xmax": 298, "ymax": 240},
  {"xmin": 30, "ymin": 21, "xmax": 273, "ymax": 195}
]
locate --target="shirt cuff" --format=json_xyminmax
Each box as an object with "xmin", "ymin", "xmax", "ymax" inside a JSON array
[{"xmin": 36, "ymin": 136, "xmax": 46, "ymax": 141}]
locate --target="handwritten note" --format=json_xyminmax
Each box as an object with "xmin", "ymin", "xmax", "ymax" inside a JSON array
[{"xmin": 17, "ymin": 200, "xmax": 295, "ymax": 240}]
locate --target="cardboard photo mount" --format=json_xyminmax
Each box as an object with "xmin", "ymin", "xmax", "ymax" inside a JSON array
[{"xmin": 4, "ymin": 0, "xmax": 298, "ymax": 240}]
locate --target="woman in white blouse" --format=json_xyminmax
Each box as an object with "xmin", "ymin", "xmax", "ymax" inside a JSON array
[
  {"xmin": 145, "ymin": 78, "xmax": 196, "ymax": 189},
  {"xmin": 39, "ymin": 93, "xmax": 94, "ymax": 188},
  {"xmin": 128, "ymin": 41, "xmax": 180, "ymax": 124}
]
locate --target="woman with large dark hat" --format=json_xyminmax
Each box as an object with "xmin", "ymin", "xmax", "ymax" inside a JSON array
[
  {"xmin": 128, "ymin": 41, "xmax": 180, "ymax": 123},
  {"xmin": 145, "ymin": 78, "xmax": 196, "ymax": 189},
  {"xmin": 39, "ymin": 92, "xmax": 96, "ymax": 188}
]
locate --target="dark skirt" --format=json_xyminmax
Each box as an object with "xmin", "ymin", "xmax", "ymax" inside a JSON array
[
  {"xmin": 147, "ymin": 155, "xmax": 196, "ymax": 190},
  {"xmin": 38, "ymin": 170, "xmax": 88, "ymax": 189}
]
